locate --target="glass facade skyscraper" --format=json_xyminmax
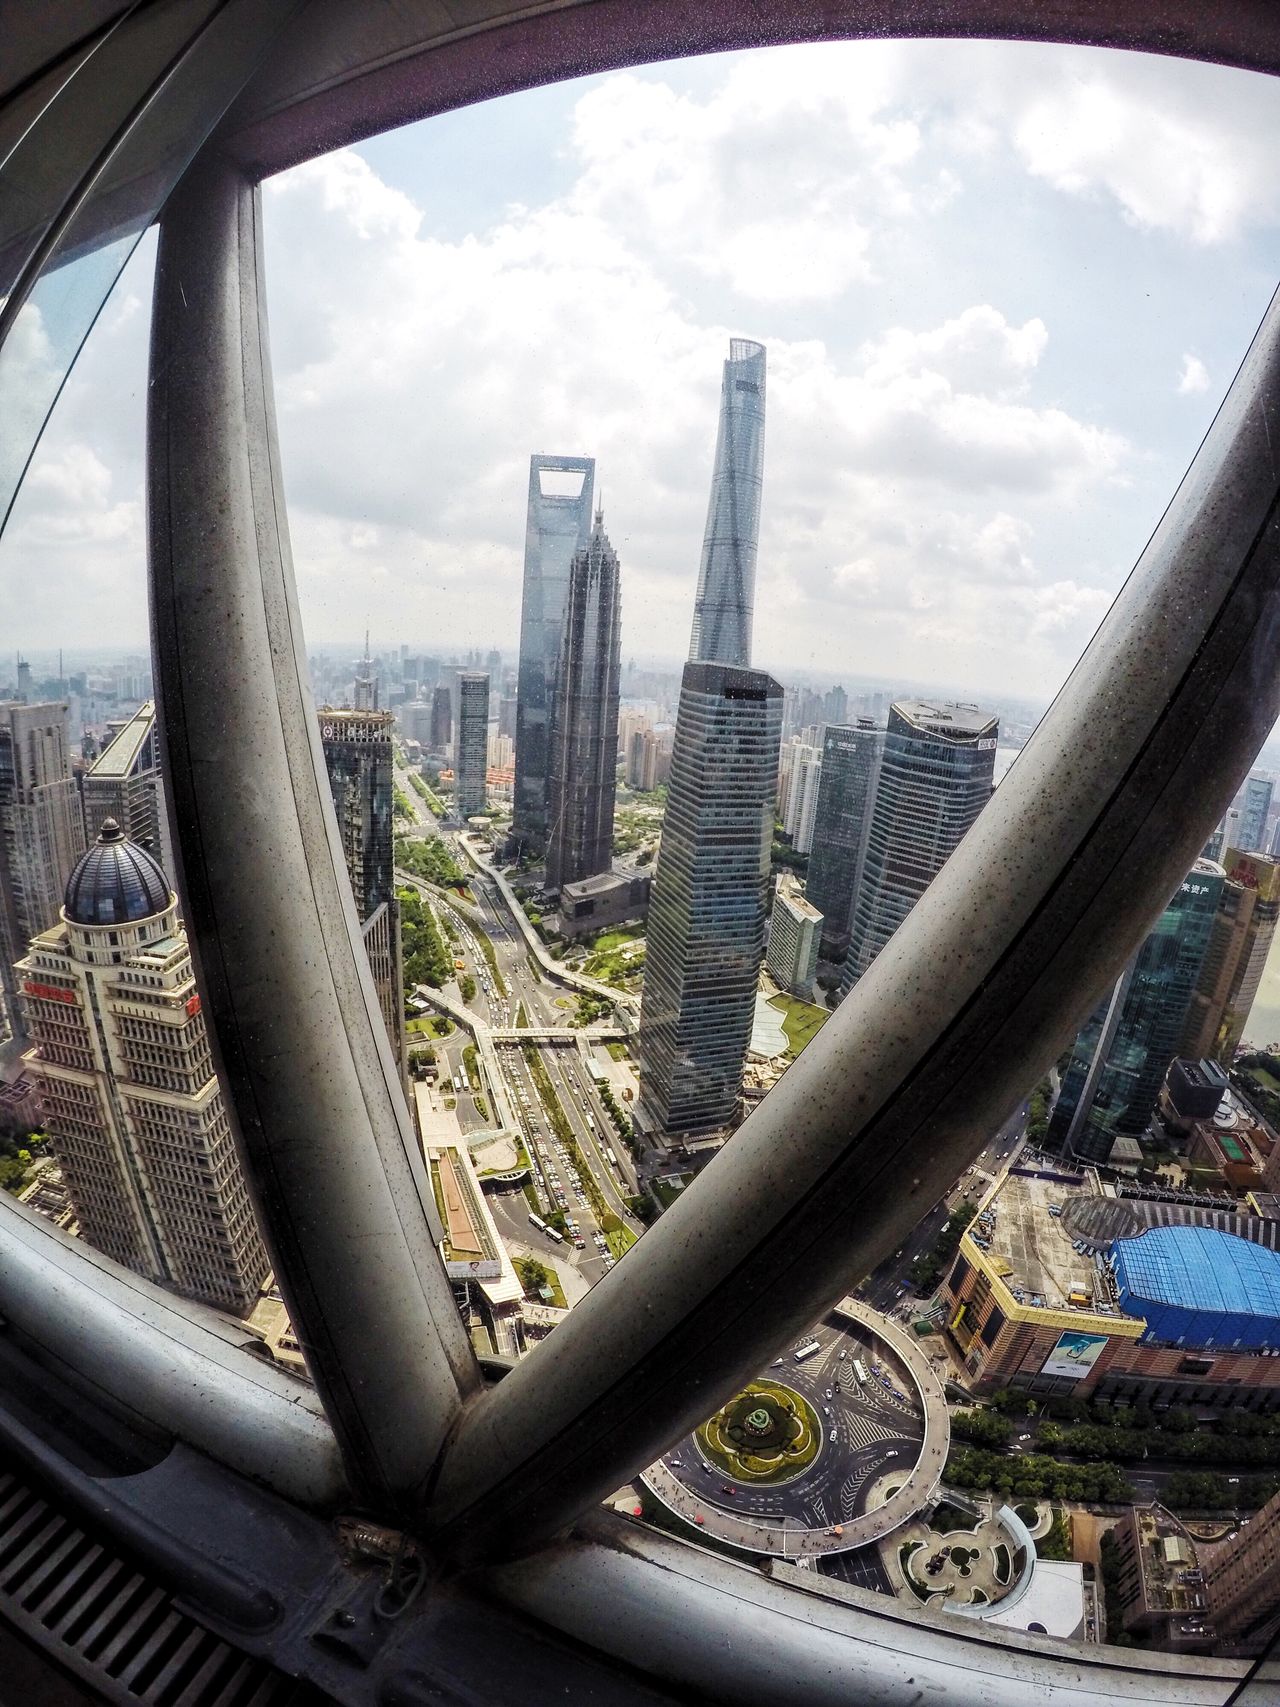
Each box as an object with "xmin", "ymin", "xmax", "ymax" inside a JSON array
[
  {"xmin": 513, "ymin": 454, "xmax": 595, "ymax": 850},
  {"xmin": 806, "ymin": 718, "xmax": 884, "ymax": 962},
  {"xmin": 457, "ymin": 672, "xmax": 490, "ymax": 818},
  {"xmin": 1051, "ymin": 858, "xmax": 1225, "ymax": 1164},
  {"xmin": 637, "ymin": 663, "xmax": 782, "ymax": 1140},
  {"xmin": 1180, "ymin": 848, "xmax": 1280, "ymax": 1063},
  {"xmin": 687, "ymin": 340, "xmax": 766, "ymax": 669},
  {"xmin": 1239, "ymin": 775, "xmax": 1274, "ymax": 853},
  {"xmin": 842, "ymin": 700, "xmax": 997, "ymax": 993},
  {"xmin": 319, "ymin": 706, "xmax": 404, "ymax": 1071},
  {"xmin": 546, "ymin": 509, "xmax": 621, "ymax": 894}
]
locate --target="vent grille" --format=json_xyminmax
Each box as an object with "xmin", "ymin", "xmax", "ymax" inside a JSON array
[{"xmin": 0, "ymin": 1470, "xmax": 320, "ymax": 1706}]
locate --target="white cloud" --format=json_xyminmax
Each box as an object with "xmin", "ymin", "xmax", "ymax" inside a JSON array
[{"xmin": 1177, "ymin": 353, "xmax": 1210, "ymax": 394}]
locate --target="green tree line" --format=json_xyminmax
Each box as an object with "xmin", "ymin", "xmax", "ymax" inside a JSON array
[{"xmin": 399, "ymin": 887, "xmax": 451, "ymax": 990}]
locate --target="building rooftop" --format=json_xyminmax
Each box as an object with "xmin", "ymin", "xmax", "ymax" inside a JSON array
[
  {"xmin": 893, "ymin": 699, "xmax": 998, "ymax": 740},
  {"xmin": 971, "ymin": 1170, "xmax": 1105, "ymax": 1312},
  {"xmin": 87, "ymin": 702, "xmax": 154, "ymax": 779}
]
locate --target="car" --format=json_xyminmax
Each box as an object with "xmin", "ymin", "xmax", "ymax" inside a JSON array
[
  {"xmin": 1018, "ymin": 1433, "xmax": 1031, "ymax": 1442},
  {"xmin": 838, "ymin": 1350, "xmax": 847, "ymax": 1360},
  {"xmin": 1229, "ymin": 1476, "xmax": 1241, "ymax": 1484},
  {"xmin": 825, "ymin": 1388, "xmax": 833, "ymax": 1399},
  {"xmin": 823, "ymin": 1406, "xmax": 831, "ymax": 1418},
  {"xmin": 772, "ymin": 1358, "xmax": 784, "ymax": 1367},
  {"xmin": 828, "ymin": 1429, "xmax": 837, "ymax": 1441},
  {"xmin": 720, "ymin": 1485, "xmax": 736, "ymax": 1495}
]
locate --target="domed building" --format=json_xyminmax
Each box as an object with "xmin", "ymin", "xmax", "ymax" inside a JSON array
[{"xmin": 15, "ymin": 820, "xmax": 268, "ymax": 1316}]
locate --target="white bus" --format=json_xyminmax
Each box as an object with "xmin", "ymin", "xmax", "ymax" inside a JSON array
[
  {"xmin": 794, "ymin": 1340, "xmax": 820, "ymax": 1362},
  {"xmin": 606, "ymin": 1147, "xmax": 619, "ymax": 1168},
  {"xmin": 545, "ymin": 1225, "xmax": 564, "ymax": 1244},
  {"xmin": 528, "ymin": 1212, "xmax": 547, "ymax": 1233},
  {"xmin": 853, "ymin": 1359, "xmax": 869, "ymax": 1384}
]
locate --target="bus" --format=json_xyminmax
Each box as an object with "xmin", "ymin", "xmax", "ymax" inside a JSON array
[
  {"xmin": 794, "ymin": 1340, "xmax": 820, "ymax": 1362},
  {"xmin": 545, "ymin": 1226, "xmax": 564, "ymax": 1244},
  {"xmin": 606, "ymin": 1147, "xmax": 618, "ymax": 1168},
  {"xmin": 528, "ymin": 1212, "xmax": 547, "ymax": 1232},
  {"xmin": 853, "ymin": 1359, "xmax": 869, "ymax": 1384}
]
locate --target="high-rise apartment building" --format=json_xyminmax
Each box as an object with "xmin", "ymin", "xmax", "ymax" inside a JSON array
[
  {"xmin": 1051, "ymin": 859, "xmax": 1224, "ymax": 1165},
  {"xmin": 82, "ymin": 699, "xmax": 174, "ymax": 882},
  {"xmin": 637, "ymin": 663, "xmax": 782, "ymax": 1140},
  {"xmin": 842, "ymin": 700, "xmax": 998, "ymax": 993},
  {"xmin": 1207, "ymin": 1482, "xmax": 1280, "ymax": 1652},
  {"xmin": 806, "ymin": 720, "xmax": 883, "ymax": 963},
  {"xmin": 546, "ymin": 509, "xmax": 621, "ymax": 894},
  {"xmin": 687, "ymin": 340, "xmax": 766, "ymax": 669},
  {"xmin": 430, "ymin": 683, "xmax": 453, "ymax": 752},
  {"xmin": 1238, "ymin": 775, "xmax": 1274, "ymax": 853},
  {"xmin": 17, "ymin": 821, "xmax": 269, "ymax": 1315},
  {"xmin": 456, "ymin": 672, "xmax": 490, "ymax": 818},
  {"xmin": 318, "ymin": 706, "xmax": 404, "ymax": 1071},
  {"xmin": 1180, "ymin": 849, "xmax": 1280, "ymax": 1063},
  {"xmin": 783, "ymin": 745, "xmax": 822, "ymax": 855},
  {"xmin": 626, "ymin": 728, "xmax": 672, "ymax": 793},
  {"xmin": 765, "ymin": 873, "xmax": 822, "ymax": 1000},
  {"xmin": 0, "ymin": 701, "xmax": 86, "ymax": 1032},
  {"xmin": 513, "ymin": 454, "xmax": 595, "ymax": 850}
]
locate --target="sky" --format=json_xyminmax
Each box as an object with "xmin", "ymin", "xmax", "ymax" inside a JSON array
[{"xmin": 7, "ymin": 38, "xmax": 1280, "ymax": 708}]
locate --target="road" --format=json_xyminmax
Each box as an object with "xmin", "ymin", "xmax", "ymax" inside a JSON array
[{"xmin": 862, "ymin": 1101, "xmax": 1029, "ymax": 1312}]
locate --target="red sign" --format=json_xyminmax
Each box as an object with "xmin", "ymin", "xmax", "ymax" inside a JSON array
[
  {"xmin": 23, "ymin": 981, "xmax": 75, "ymax": 1005},
  {"xmin": 185, "ymin": 994, "xmax": 201, "ymax": 1018}
]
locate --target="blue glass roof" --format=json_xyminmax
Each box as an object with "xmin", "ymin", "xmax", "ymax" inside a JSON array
[{"xmin": 1114, "ymin": 1225, "xmax": 1280, "ymax": 1321}]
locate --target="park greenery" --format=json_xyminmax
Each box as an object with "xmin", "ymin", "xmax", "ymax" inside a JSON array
[
  {"xmin": 1037, "ymin": 1508, "xmax": 1073, "ymax": 1561},
  {"xmin": 398, "ymin": 888, "xmax": 451, "ymax": 990},
  {"xmin": 1026, "ymin": 1074, "xmax": 1054, "ymax": 1148},
  {"xmin": 393, "ymin": 785, "xmax": 413, "ymax": 822},
  {"xmin": 470, "ymin": 920, "xmax": 507, "ymax": 997},
  {"xmin": 462, "ymin": 1044, "xmax": 480, "ymax": 1084},
  {"xmin": 395, "ymin": 834, "xmax": 467, "ymax": 890},
  {"xmin": 0, "ymin": 1130, "xmax": 46, "ymax": 1193},
  {"xmin": 1234, "ymin": 1054, "xmax": 1280, "ymax": 1129},
  {"xmin": 767, "ymin": 991, "xmax": 828, "ymax": 1057},
  {"xmin": 944, "ymin": 1444, "xmax": 1134, "ymax": 1505},
  {"xmin": 696, "ymin": 1382, "xmax": 820, "ymax": 1483},
  {"xmin": 1098, "ymin": 1530, "xmax": 1133, "ymax": 1645},
  {"xmin": 596, "ymin": 1077, "xmax": 633, "ymax": 1144},
  {"xmin": 459, "ymin": 973, "xmax": 477, "ymax": 1002},
  {"xmin": 574, "ymin": 993, "xmax": 614, "ymax": 1026}
]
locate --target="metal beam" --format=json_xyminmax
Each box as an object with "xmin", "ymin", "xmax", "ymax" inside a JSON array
[
  {"xmin": 147, "ymin": 154, "xmax": 480, "ymax": 1512},
  {"xmin": 427, "ymin": 280, "xmax": 1280, "ymax": 1561}
]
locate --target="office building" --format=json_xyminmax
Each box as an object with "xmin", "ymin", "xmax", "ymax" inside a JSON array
[
  {"xmin": 1208, "ymin": 1484, "xmax": 1280, "ymax": 1652},
  {"xmin": 806, "ymin": 720, "xmax": 884, "ymax": 962},
  {"xmin": 546, "ymin": 508, "xmax": 621, "ymax": 893},
  {"xmin": 1181, "ymin": 849, "xmax": 1280, "ymax": 1064},
  {"xmin": 456, "ymin": 672, "xmax": 490, "ymax": 818},
  {"xmin": 1051, "ymin": 860, "xmax": 1224, "ymax": 1164},
  {"xmin": 1239, "ymin": 775, "xmax": 1274, "ymax": 853},
  {"xmin": 318, "ymin": 707, "xmax": 405, "ymax": 1071},
  {"xmin": 17, "ymin": 821, "xmax": 269, "ymax": 1315},
  {"xmin": 783, "ymin": 744, "xmax": 822, "ymax": 855},
  {"xmin": 765, "ymin": 874, "xmax": 821, "ymax": 1000},
  {"xmin": 0, "ymin": 701, "xmax": 86, "ymax": 1033},
  {"xmin": 430, "ymin": 683, "xmax": 453, "ymax": 753},
  {"xmin": 637, "ymin": 663, "xmax": 782, "ymax": 1140},
  {"xmin": 82, "ymin": 699, "xmax": 174, "ymax": 881},
  {"xmin": 513, "ymin": 454, "xmax": 595, "ymax": 850},
  {"xmin": 842, "ymin": 700, "xmax": 998, "ymax": 992},
  {"xmin": 822, "ymin": 685, "xmax": 848, "ymax": 727},
  {"xmin": 687, "ymin": 339, "xmax": 766, "ymax": 669}
]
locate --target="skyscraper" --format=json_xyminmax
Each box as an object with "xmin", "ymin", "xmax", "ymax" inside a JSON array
[
  {"xmin": 806, "ymin": 719, "xmax": 884, "ymax": 963},
  {"xmin": 1050, "ymin": 858, "xmax": 1224, "ymax": 1164},
  {"xmin": 1208, "ymin": 1483, "xmax": 1280, "ymax": 1652},
  {"xmin": 546, "ymin": 508, "xmax": 621, "ymax": 894},
  {"xmin": 456, "ymin": 672, "xmax": 490, "ymax": 818},
  {"xmin": 318, "ymin": 706, "xmax": 404, "ymax": 1071},
  {"xmin": 0, "ymin": 701, "xmax": 85, "ymax": 1032},
  {"xmin": 82, "ymin": 699, "xmax": 174, "ymax": 882},
  {"xmin": 430, "ymin": 683, "xmax": 453, "ymax": 752},
  {"xmin": 637, "ymin": 663, "xmax": 782, "ymax": 1140},
  {"xmin": 1238, "ymin": 775, "xmax": 1274, "ymax": 853},
  {"xmin": 842, "ymin": 700, "xmax": 998, "ymax": 993},
  {"xmin": 688, "ymin": 340, "xmax": 766, "ymax": 669},
  {"xmin": 17, "ymin": 821, "xmax": 269, "ymax": 1315},
  {"xmin": 1179, "ymin": 849, "xmax": 1280, "ymax": 1063},
  {"xmin": 783, "ymin": 745, "xmax": 822, "ymax": 855},
  {"xmin": 513, "ymin": 454, "xmax": 595, "ymax": 850},
  {"xmin": 766, "ymin": 874, "xmax": 822, "ymax": 1000}
]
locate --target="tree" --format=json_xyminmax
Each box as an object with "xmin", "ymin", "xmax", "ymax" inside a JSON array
[
  {"xmin": 460, "ymin": 974, "xmax": 477, "ymax": 1002},
  {"xmin": 517, "ymin": 1257, "xmax": 548, "ymax": 1295}
]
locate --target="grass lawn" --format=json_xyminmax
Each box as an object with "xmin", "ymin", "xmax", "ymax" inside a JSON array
[
  {"xmin": 606, "ymin": 1042, "xmax": 630, "ymax": 1062},
  {"xmin": 651, "ymin": 1174, "xmax": 691, "ymax": 1209},
  {"xmin": 606, "ymin": 1226, "xmax": 638, "ymax": 1260},
  {"xmin": 1248, "ymin": 1066, "xmax": 1280, "ymax": 1094},
  {"xmin": 768, "ymin": 992, "xmax": 829, "ymax": 1056},
  {"xmin": 591, "ymin": 925, "xmax": 646, "ymax": 952}
]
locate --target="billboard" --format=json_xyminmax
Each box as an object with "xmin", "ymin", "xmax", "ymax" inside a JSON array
[{"xmin": 1041, "ymin": 1330, "xmax": 1108, "ymax": 1381}]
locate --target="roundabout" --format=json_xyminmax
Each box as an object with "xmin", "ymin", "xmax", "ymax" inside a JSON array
[{"xmin": 641, "ymin": 1298, "xmax": 949, "ymax": 1559}]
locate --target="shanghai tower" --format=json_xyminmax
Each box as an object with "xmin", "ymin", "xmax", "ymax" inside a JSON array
[
  {"xmin": 546, "ymin": 509, "xmax": 622, "ymax": 894},
  {"xmin": 687, "ymin": 339, "xmax": 766, "ymax": 668}
]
